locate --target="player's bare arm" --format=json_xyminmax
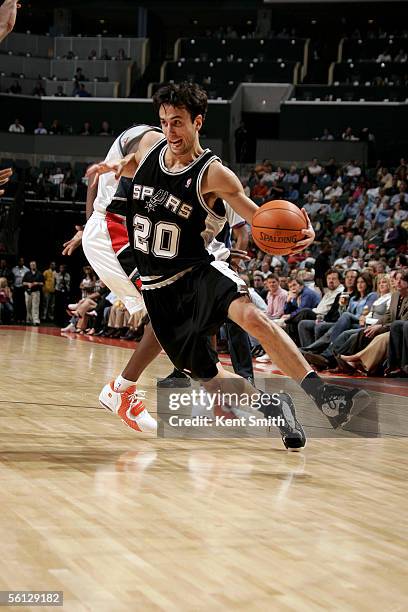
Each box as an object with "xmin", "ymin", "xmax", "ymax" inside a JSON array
[
  {"xmin": 202, "ymin": 161, "xmax": 315, "ymax": 251},
  {"xmin": 86, "ymin": 130, "xmax": 163, "ymax": 184},
  {"xmin": 0, "ymin": 0, "xmax": 21, "ymax": 43}
]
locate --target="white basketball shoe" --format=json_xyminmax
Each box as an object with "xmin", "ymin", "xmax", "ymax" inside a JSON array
[{"xmin": 99, "ymin": 382, "xmax": 157, "ymax": 434}]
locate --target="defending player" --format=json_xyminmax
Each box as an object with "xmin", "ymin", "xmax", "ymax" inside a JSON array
[{"xmin": 88, "ymin": 82, "xmax": 370, "ymax": 442}]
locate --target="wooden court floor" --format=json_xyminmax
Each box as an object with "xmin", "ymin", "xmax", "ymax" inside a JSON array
[{"xmin": 1, "ymin": 328, "xmax": 408, "ymax": 611}]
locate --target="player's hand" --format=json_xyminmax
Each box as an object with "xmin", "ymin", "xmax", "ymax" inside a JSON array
[
  {"xmin": 292, "ymin": 209, "xmax": 315, "ymax": 252},
  {"xmin": 0, "ymin": 167, "xmax": 12, "ymax": 196},
  {"xmin": 363, "ymin": 323, "xmax": 382, "ymax": 338},
  {"xmin": 85, "ymin": 152, "xmax": 134, "ymax": 186},
  {"xmin": 62, "ymin": 225, "xmax": 84, "ymax": 256}
]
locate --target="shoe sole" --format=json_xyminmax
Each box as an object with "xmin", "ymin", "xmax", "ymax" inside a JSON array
[
  {"xmin": 99, "ymin": 400, "xmax": 114, "ymax": 413},
  {"xmin": 340, "ymin": 390, "xmax": 371, "ymax": 429}
]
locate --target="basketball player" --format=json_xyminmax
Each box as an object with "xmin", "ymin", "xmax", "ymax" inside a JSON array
[
  {"xmin": 0, "ymin": 167, "xmax": 12, "ymax": 196},
  {"xmin": 0, "ymin": 0, "xmax": 21, "ymax": 43},
  {"xmin": 63, "ymin": 124, "xmax": 254, "ymax": 439},
  {"xmin": 88, "ymin": 82, "xmax": 370, "ymax": 444}
]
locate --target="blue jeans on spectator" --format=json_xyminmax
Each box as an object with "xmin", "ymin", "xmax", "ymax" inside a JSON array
[{"xmin": 329, "ymin": 312, "xmax": 360, "ymax": 342}]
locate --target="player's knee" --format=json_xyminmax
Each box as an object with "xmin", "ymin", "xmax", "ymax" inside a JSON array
[{"xmin": 241, "ymin": 306, "xmax": 272, "ymax": 339}]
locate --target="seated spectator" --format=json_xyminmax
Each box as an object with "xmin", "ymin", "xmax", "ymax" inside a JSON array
[
  {"xmin": 305, "ymin": 183, "xmax": 323, "ymax": 203},
  {"xmin": 324, "ymin": 181, "xmax": 343, "ymax": 201},
  {"xmin": 88, "ymin": 49, "xmax": 97, "ymax": 60},
  {"xmin": 49, "ymin": 119, "xmax": 64, "ymax": 135},
  {"xmin": 32, "ymin": 81, "xmax": 46, "ymax": 97},
  {"xmin": 8, "ymin": 118, "xmax": 25, "ymax": 133},
  {"xmin": 75, "ymin": 67, "xmax": 86, "ymax": 81},
  {"xmin": 345, "ymin": 160, "xmax": 362, "ymax": 178},
  {"xmin": 390, "ymin": 183, "xmax": 408, "ymax": 206},
  {"xmin": 318, "ymin": 128, "xmax": 334, "ymax": 141},
  {"xmin": 76, "ymin": 83, "xmax": 92, "ymax": 97},
  {"xmin": 284, "ymin": 165, "xmax": 299, "ymax": 186},
  {"xmin": 303, "ymin": 272, "xmax": 377, "ymax": 368},
  {"xmin": 80, "ymin": 266, "xmax": 97, "ymax": 298},
  {"xmin": 37, "ymin": 167, "xmax": 57, "ymax": 199},
  {"xmin": 324, "ymin": 158, "xmax": 338, "ymax": 180},
  {"xmin": 34, "ymin": 121, "xmax": 47, "ymax": 135},
  {"xmin": 54, "ymin": 85, "xmax": 67, "ymax": 97},
  {"xmin": 80, "ymin": 121, "xmax": 93, "ymax": 136},
  {"xmin": 65, "ymin": 50, "xmax": 75, "ymax": 60},
  {"xmin": 307, "ymin": 158, "xmax": 322, "ymax": 178},
  {"xmin": 7, "ymin": 80, "xmax": 21, "ymax": 94},
  {"xmin": 100, "ymin": 48, "xmax": 111, "ymax": 60},
  {"xmin": 99, "ymin": 121, "xmax": 112, "ymax": 136},
  {"xmin": 265, "ymin": 274, "xmax": 288, "ymax": 320},
  {"xmin": 252, "ymin": 272, "xmax": 267, "ymax": 300},
  {"xmin": 116, "ymin": 48, "xmax": 127, "ymax": 60},
  {"xmin": 269, "ymin": 180, "xmax": 284, "ymax": 200},
  {"xmin": 0, "ymin": 277, "xmax": 13, "ymax": 324},
  {"xmin": 278, "ymin": 278, "xmax": 320, "ymax": 330},
  {"xmin": 328, "ymin": 201, "xmax": 344, "ymax": 225},
  {"xmin": 340, "ymin": 230, "xmax": 363, "ymax": 254},
  {"xmin": 342, "ymin": 127, "xmax": 359, "ymax": 141},
  {"xmin": 60, "ymin": 169, "xmax": 77, "ymax": 200},
  {"xmin": 285, "ymin": 183, "xmax": 299, "ymax": 203}
]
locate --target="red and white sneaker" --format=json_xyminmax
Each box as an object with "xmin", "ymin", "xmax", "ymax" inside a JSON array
[{"xmin": 99, "ymin": 382, "xmax": 157, "ymax": 434}]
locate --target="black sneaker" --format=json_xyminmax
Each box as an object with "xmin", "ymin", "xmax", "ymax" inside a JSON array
[
  {"xmin": 157, "ymin": 368, "xmax": 191, "ymax": 388},
  {"xmin": 315, "ymin": 383, "xmax": 371, "ymax": 429},
  {"xmin": 260, "ymin": 392, "xmax": 306, "ymax": 451}
]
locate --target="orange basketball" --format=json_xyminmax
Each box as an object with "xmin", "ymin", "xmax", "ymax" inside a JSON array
[{"xmin": 252, "ymin": 200, "xmax": 307, "ymax": 256}]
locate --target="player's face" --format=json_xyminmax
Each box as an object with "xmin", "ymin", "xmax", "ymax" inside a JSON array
[{"xmin": 159, "ymin": 105, "xmax": 202, "ymax": 156}]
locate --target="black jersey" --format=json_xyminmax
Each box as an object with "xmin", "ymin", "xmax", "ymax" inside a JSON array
[{"xmin": 124, "ymin": 138, "xmax": 226, "ymax": 289}]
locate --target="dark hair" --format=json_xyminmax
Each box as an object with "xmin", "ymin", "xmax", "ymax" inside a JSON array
[
  {"xmin": 396, "ymin": 269, "xmax": 408, "ymax": 283},
  {"xmin": 325, "ymin": 268, "xmax": 342, "ymax": 282},
  {"xmin": 356, "ymin": 272, "xmax": 374, "ymax": 295},
  {"xmin": 152, "ymin": 82, "xmax": 208, "ymax": 123},
  {"xmin": 266, "ymin": 273, "xmax": 280, "ymax": 281}
]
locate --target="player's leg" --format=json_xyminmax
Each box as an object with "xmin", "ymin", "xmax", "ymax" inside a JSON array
[
  {"xmin": 203, "ymin": 363, "xmax": 306, "ymax": 450},
  {"xmin": 83, "ymin": 212, "xmax": 143, "ymax": 315},
  {"xmin": 227, "ymin": 296, "xmax": 371, "ymax": 429}
]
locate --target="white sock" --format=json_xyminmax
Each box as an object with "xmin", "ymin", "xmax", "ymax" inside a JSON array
[{"xmin": 113, "ymin": 374, "xmax": 136, "ymax": 393}]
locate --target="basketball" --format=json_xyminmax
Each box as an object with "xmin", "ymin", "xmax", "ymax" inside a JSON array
[{"xmin": 251, "ymin": 200, "xmax": 307, "ymax": 255}]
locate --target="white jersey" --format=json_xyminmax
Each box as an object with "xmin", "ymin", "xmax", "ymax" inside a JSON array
[
  {"xmin": 93, "ymin": 124, "xmax": 161, "ymax": 214},
  {"xmin": 207, "ymin": 204, "xmax": 246, "ymax": 262}
]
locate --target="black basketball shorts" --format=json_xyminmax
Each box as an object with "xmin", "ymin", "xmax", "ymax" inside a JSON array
[{"xmin": 142, "ymin": 261, "xmax": 248, "ymax": 380}]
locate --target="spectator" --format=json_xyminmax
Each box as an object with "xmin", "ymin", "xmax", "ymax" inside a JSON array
[
  {"xmin": 116, "ymin": 48, "xmax": 127, "ymax": 60},
  {"xmin": 0, "ymin": 258, "xmax": 14, "ymax": 286},
  {"xmin": 324, "ymin": 158, "xmax": 338, "ymax": 179},
  {"xmin": 49, "ymin": 119, "xmax": 64, "ymax": 135},
  {"xmin": 0, "ymin": 276, "xmax": 13, "ymax": 324},
  {"xmin": 7, "ymin": 79, "xmax": 21, "ymax": 94},
  {"xmin": 307, "ymin": 158, "xmax": 322, "ymax": 178},
  {"xmin": 22, "ymin": 260, "xmax": 44, "ymax": 326},
  {"xmin": 340, "ymin": 230, "xmax": 363, "ymax": 254},
  {"xmin": 88, "ymin": 49, "xmax": 97, "ymax": 60},
  {"xmin": 284, "ymin": 165, "xmax": 299, "ymax": 186},
  {"xmin": 8, "ymin": 118, "xmax": 25, "ymax": 133},
  {"xmin": 234, "ymin": 121, "xmax": 249, "ymax": 163},
  {"xmin": 99, "ymin": 121, "xmax": 112, "ymax": 136},
  {"xmin": 11, "ymin": 257, "xmax": 28, "ymax": 323},
  {"xmin": 282, "ymin": 277, "xmax": 320, "ymax": 321},
  {"xmin": 60, "ymin": 169, "xmax": 77, "ymax": 200},
  {"xmin": 345, "ymin": 160, "xmax": 362, "ymax": 178},
  {"xmin": 318, "ymin": 128, "xmax": 334, "ymax": 141},
  {"xmin": 74, "ymin": 67, "xmax": 86, "ymax": 81},
  {"xmin": 54, "ymin": 86, "xmax": 67, "ymax": 97},
  {"xmin": 75, "ymin": 83, "xmax": 92, "ymax": 97},
  {"xmin": 32, "ymin": 81, "xmax": 46, "ymax": 97},
  {"xmin": 376, "ymin": 49, "xmax": 392, "ymax": 62},
  {"xmin": 305, "ymin": 183, "xmax": 323, "ymax": 203},
  {"xmin": 342, "ymin": 127, "xmax": 359, "ymax": 141},
  {"xmin": 80, "ymin": 121, "xmax": 93, "ymax": 136},
  {"xmin": 252, "ymin": 272, "xmax": 268, "ymax": 300},
  {"xmin": 54, "ymin": 264, "xmax": 71, "ymax": 326},
  {"xmin": 42, "ymin": 261, "xmax": 56, "ymax": 321},
  {"xmin": 34, "ymin": 121, "xmax": 48, "ymax": 135},
  {"xmin": 324, "ymin": 181, "xmax": 343, "ymax": 201},
  {"xmin": 265, "ymin": 274, "xmax": 288, "ymax": 320}
]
